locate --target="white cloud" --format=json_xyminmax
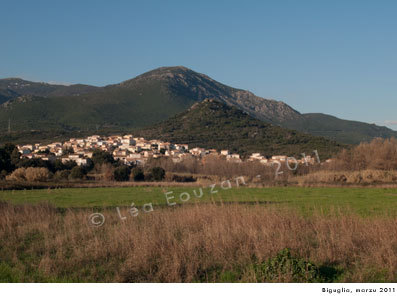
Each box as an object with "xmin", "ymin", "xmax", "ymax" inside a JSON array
[{"xmin": 384, "ymin": 120, "xmax": 397, "ymax": 125}]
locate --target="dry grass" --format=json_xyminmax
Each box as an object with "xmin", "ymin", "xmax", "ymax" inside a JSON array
[
  {"xmin": 0, "ymin": 201, "xmax": 396, "ymax": 282},
  {"xmin": 293, "ymin": 170, "xmax": 397, "ymax": 186}
]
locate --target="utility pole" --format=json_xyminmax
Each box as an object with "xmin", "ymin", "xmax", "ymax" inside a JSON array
[{"xmin": 8, "ymin": 118, "xmax": 10, "ymax": 134}]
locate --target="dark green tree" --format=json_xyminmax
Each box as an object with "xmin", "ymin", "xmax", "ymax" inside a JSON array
[
  {"xmin": 150, "ymin": 167, "xmax": 165, "ymax": 181},
  {"xmin": 131, "ymin": 167, "xmax": 145, "ymax": 181},
  {"xmin": 69, "ymin": 166, "xmax": 85, "ymax": 180},
  {"xmin": 0, "ymin": 143, "xmax": 18, "ymax": 173},
  {"xmin": 92, "ymin": 149, "xmax": 114, "ymax": 165},
  {"xmin": 113, "ymin": 165, "xmax": 131, "ymax": 181},
  {"xmin": 0, "ymin": 148, "xmax": 12, "ymax": 173},
  {"xmin": 83, "ymin": 158, "xmax": 94, "ymax": 172},
  {"xmin": 10, "ymin": 148, "xmax": 21, "ymax": 167}
]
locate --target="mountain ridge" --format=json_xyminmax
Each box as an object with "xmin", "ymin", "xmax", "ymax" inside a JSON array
[
  {"xmin": 0, "ymin": 66, "xmax": 396, "ymax": 145},
  {"xmin": 0, "ymin": 78, "xmax": 99, "ymax": 104}
]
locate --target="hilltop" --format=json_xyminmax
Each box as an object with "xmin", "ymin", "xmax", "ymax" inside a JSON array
[{"xmin": 136, "ymin": 99, "xmax": 345, "ymax": 159}]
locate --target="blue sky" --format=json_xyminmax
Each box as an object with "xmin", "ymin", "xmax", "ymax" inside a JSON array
[{"xmin": 1, "ymin": 0, "xmax": 397, "ymax": 128}]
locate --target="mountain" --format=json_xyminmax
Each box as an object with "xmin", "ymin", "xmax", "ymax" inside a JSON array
[
  {"xmin": 117, "ymin": 66, "xmax": 303, "ymax": 124},
  {"xmin": 0, "ymin": 78, "xmax": 99, "ymax": 104},
  {"xmin": 283, "ymin": 113, "xmax": 397, "ymax": 144},
  {"xmin": 0, "ymin": 67, "xmax": 303, "ymax": 132},
  {"xmin": 0, "ymin": 66, "xmax": 396, "ymax": 144},
  {"xmin": 136, "ymin": 99, "xmax": 345, "ymax": 159}
]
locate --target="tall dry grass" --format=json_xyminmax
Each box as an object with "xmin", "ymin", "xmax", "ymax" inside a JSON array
[
  {"xmin": 0, "ymin": 202, "xmax": 396, "ymax": 282},
  {"xmin": 293, "ymin": 170, "xmax": 397, "ymax": 186}
]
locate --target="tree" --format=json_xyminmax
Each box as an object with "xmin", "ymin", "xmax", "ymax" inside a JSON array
[
  {"xmin": 54, "ymin": 159, "xmax": 65, "ymax": 172},
  {"xmin": 63, "ymin": 147, "xmax": 74, "ymax": 155},
  {"xmin": 25, "ymin": 167, "xmax": 50, "ymax": 182},
  {"xmin": 3, "ymin": 143, "xmax": 16, "ymax": 156},
  {"xmin": 83, "ymin": 158, "xmax": 94, "ymax": 172},
  {"xmin": 131, "ymin": 167, "xmax": 145, "ymax": 181},
  {"xmin": 0, "ymin": 148, "xmax": 12, "ymax": 173},
  {"xmin": 6, "ymin": 168, "xmax": 26, "ymax": 181},
  {"xmin": 63, "ymin": 160, "xmax": 78, "ymax": 170},
  {"xmin": 54, "ymin": 170, "xmax": 70, "ymax": 181},
  {"xmin": 150, "ymin": 167, "xmax": 165, "ymax": 181},
  {"xmin": 114, "ymin": 165, "xmax": 131, "ymax": 181},
  {"xmin": 98, "ymin": 163, "xmax": 114, "ymax": 181},
  {"xmin": 10, "ymin": 148, "xmax": 21, "ymax": 167},
  {"xmin": 16, "ymin": 158, "xmax": 54, "ymax": 172},
  {"xmin": 0, "ymin": 143, "xmax": 17, "ymax": 173},
  {"xmin": 0, "ymin": 170, "xmax": 7, "ymax": 180},
  {"xmin": 37, "ymin": 149, "xmax": 50, "ymax": 154},
  {"xmin": 69, "ymin": 166, "xmax": 85, "ymax": 180},
  {"xmin": 92, "ymin": 149, "xmax": 114, "ymax": 165}
]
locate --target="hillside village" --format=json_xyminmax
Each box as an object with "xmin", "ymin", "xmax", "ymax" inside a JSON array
[{"xmin": 15, "ymin": 135, "xmax": 323, "ymax": 167}]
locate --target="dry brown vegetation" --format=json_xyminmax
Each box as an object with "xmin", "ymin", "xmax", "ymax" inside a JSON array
[
  {"xmin": 292, "ymin": 138, "xmax": 397, "ymax": 186},
  {"xmin": 329, "ymin": 138, "xmax": 397, "ymax": 171},
  {"xmin": 293, "ymin": 170, "xmax": 397, "ymax": 185},
  {"xmin": 1, "ymin": 201, "xmax": 396, "ymax": 282},
  {"xmin": 146, "ymin": 155, "xmax": 286, "ymax": 181},
  {"xmin": 145, "ymin": 138, "xmax": 397, "ymax": 186},
  {"xmin": 6, "ymin": 167, "xmax": 51, "ymax": 182}
]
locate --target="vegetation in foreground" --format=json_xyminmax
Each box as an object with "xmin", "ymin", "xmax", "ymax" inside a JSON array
[
  {"xmin": 0, "ymin": 202, "xmax": 396, "ymax": 282},
  {"xmin": 0, "ymin": 137, "xmax": 396, "ymax": 283}
]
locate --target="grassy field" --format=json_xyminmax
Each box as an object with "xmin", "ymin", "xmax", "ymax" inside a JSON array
[
  {"xmin": 1, "ymin": 185, "xmax": 397, "ymax": 282},
  {"xmin": 1, "ymin": 185, "xmax": 397, "ymax": 216}
]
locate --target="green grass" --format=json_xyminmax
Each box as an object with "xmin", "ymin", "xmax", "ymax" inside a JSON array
[{"xmin": 1, "ymin": 186, "xmax": 397, "ymax": 216}]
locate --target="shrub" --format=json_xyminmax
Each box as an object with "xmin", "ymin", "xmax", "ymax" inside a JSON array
[
  {"xmin": 96, "ymin": 163, "xmax": 114, "ymax": 181},
  {"xmin": 25, "ymin": 167, "xmax": 50, "ymax": 182},
  {"xmin": 114, "ymin": 166, "xmax": 131, "ymax": 182},
  {"xmin": 130, "ymin": 167, "xmax": 144, "ymax": 181},
  {"xmin": 150, "ymin": 167, "xmax": 165, "ymax": 181},
  {"xmin": 332, "ymin": 138, "xmax": 397, "ymax": 171},
  {"xmin": 54, "ymin": 170, "xmax": 71, "ymax": 181},
  {"xmin": 16, "ymin": 158, "xmax": 54, "ymax": 172},
  {"xmin": 171, "ymin": 174, "xmax": 196, "ymax": 182},
  {"xmin": 144, "ymin": 173, "xmax": 153, "ymax": 181},
  {"xmin": 54, "ymin": 159, "xmax": 77, "ymax": 172},
  {"xmin": 6, "ymin": 168, "xmax": 26, "ymax": 181},
  {"xmin": 0, "ymin": 170, "xmax": 8, "ymax": 180},
  {"xmin": 69, "ymin": 166, "xmax": 85, "ymax": 180},
  {"xmin": 252, "ymin": 248, "xmax": 324, "ymax": 282}
]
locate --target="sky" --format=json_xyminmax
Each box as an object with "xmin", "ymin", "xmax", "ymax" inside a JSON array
[{"xmin": 1, "ymin": 0, "xmax": 397, "ymax": 128}]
